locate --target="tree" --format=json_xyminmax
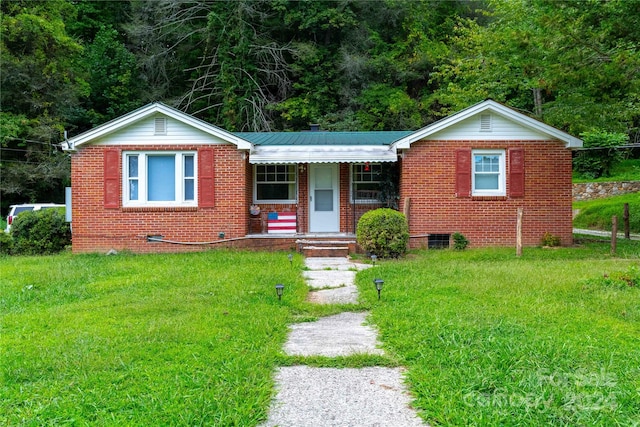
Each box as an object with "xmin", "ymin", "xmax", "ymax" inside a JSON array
[
  {"xmin": 0, "ymin": 0, "xmax": 80, "ymax": 210},
  {"xmin": 429, "ymin": 0, "xmax": 640, "ymax": 138},
  {"xmin": 0, "ymin": 0, "xmax": 85, "ymax": 121},
  {"xmin": 179, "ymin": 0, "xmax": 293, "ymax": 131},
  {"xmin": 81, "ymin": 26, "xmax": 140, "ymax": 126},
  {"xmin": 573, "ymin": 130, "xmax": 629, "ymax": 179},
  {"xmin": 125, "ymin": 0, "xmax": 210, "ymax": 103}
]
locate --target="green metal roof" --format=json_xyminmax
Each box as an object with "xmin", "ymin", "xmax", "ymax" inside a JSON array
[{"xmin": 233, "ymin": 131, "xmax": 413, "ymax": 146}]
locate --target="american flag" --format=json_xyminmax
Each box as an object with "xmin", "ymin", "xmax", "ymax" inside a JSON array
[{"xmin": 267, "ymin": 212, "xmax": 297, "ymax": 234}]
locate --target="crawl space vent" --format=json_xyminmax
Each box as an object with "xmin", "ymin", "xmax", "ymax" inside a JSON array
[{"xmin": 428, "ymin": 234, "xmax": 450, "ymax": 249}]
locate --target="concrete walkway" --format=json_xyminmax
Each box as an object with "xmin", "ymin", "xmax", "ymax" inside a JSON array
[
  {"xmin": 260, "ymin": 257, "xmax": 425, "ymax": 427},
  {"xmin": 574, "ymin": 228, "xmax": 640, "ymax": 240}
]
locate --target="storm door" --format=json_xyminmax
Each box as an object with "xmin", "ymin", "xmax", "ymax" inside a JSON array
[{"xmin": 309, "ymin": 163, "xmax": 339, "ymax": 232}]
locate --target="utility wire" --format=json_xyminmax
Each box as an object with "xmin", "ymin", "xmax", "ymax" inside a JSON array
[
  {"xmin": 575, "ymin": 143, "xmax": 640, "ymax": 151},
  {"xmin": 0, "ymin": 147, "xmax": 31, "ymax": 153},
  {"xmin": 0, "ymin": 159, "xmax": 45, "ymax": 164},
  {"xmin": 3, "ymin": 137, "xmax": 64, "ymax": 147}
]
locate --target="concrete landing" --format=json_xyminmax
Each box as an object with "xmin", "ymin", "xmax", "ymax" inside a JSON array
[
  {"xmin": 304, "ymin": 257, "xmax": 370, "ymax": 271},
  {"xmin": 260, "ymin": 366, "xmax": 425, "ymax": 427},
  {"xmin": 307, "ymin": 286, "xmax": 359, "ymax": 304},
  {"xmin": 304, "ymin": 269, "xmax": 356, "ymax": 289},
  {"xmin": 304, "ymin": 258, "xmax": 367, "ymax": 304},
  {"xmin": 283, "ymin": 312, "xmax": 384, "ymax": 357}
]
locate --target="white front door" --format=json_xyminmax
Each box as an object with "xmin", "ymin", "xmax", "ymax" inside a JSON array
[{"xmin": 309, "ymin": 163, "xmax": 339, "ymax": 232}]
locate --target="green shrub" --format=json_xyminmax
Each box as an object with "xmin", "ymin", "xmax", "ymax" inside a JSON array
[
  {"xmin": 541, "ymin": 232, "xmax": 561, "ymax": 247},
  {"xmin": 10, "ymin": 208, "xmax": 71, "ymax": 255},
  {"xmin": 452, "ymin": 232, "xmax": 469, "ymax": 250},
  {"xmin": 0, "ymin": 232, "xmax": 13, "ymax": 255},
  {"xmin": 573, "ymin": 130, "xmax": 628, "ymax": 179},
  {"xmin": 356, "ymin": 208, "xmax": 409, "ymax": 258}
]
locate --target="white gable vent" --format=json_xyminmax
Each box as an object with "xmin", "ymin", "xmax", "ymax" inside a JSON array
[
  {"xmin": 480, "ymin": 113, "xmax": 492, "ymax": 132},
  {"xmin": 154, "ymin": 117, "xmax": 167, "ymax": 135}
]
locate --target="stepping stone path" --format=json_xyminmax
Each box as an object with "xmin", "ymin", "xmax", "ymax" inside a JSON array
[
  {"xmin": 260, "ymin": 257, "xmax": 426, "ymax": 427},
  {"xmin": 284, "ymin": 312, "xmax": 384, "ymax": 357}
]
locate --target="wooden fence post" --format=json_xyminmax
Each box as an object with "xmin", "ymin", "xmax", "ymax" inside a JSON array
[
  {"xmin": 623, "ymin": 203, "xmax": 630, "ymax": 240},
  {"xmin": 516, "ymin": 208, "xmax": 523, "ymax": 257},
  {"xmin": 611, "ymin": 215, "xmax": 618, "ymax": 255}
]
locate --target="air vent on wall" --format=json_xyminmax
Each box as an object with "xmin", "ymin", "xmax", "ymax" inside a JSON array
[
  {"xmin": 154, "ymin": 117, "xmax": 167, "ymax": 135},
  {"xmin": 480, "ymin": 113, "xmax": 492, "ymax": 132}
]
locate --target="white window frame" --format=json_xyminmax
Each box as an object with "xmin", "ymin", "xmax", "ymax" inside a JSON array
[
  {"xmin": 472, "ymin": 149, "xmax": 505, "ymax": 196},
  {"xmin": 351, "ymin": 163, "xmax": 382, "ymax": 204},
  {"xmin": 123, "ymin": 151, "xmax": 197, "ymax": 207},
  {"xmin": 253, "ymin": 164, "xmax": 297, "ymax": 204}
]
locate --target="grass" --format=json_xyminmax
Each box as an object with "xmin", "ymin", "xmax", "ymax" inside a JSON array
[
  {"xmin": 357, "ymin": 243, "xmax": 639, "ymax": 426},
  {"xmin": 2, "ymin": 241, "xmax": 639, "ymax": 426},
  {"xmin": 573, "ymin": 192, "xmax": 640, "ymax": 234},
  {"xmin": 573, "ymin": 158, "xmax": 640, "ymax": 183},
  {"xmin": 0, "ymin": 250, "xmax": 308, "ymax": 425}
]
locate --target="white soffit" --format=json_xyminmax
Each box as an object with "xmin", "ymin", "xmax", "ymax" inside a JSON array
[{"xmin": 249, "ymin": 145, "xmax": 398, "ymax": 164}]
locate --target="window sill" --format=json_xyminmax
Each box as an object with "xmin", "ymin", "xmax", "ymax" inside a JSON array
[
  {"xmin": 122, "ymin": 206, "xmax": 199, "ymax": 212},
  {"xmin": 254, "ymin": 200, "xmax": 297, "ymax": 204},
  {"xmin": 351, "ymin": 200, "xmax": 381, "ymax": 205},
  {"xmin": 470, "ymin": 195, "xmax": 507, "ymax": 201}
]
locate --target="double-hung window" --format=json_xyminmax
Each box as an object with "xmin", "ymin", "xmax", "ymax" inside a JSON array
[
  {"xmin": 351, "ymin": 163, "xmax": 381, "ymax": 203},
  {"xmin": 254, "ymin": 164, "xmax": 296, "ymax": 203},
  {"xmin": 124, "ymin": 152, "xmax": 197, "ymax": 206},
  {"xmin": 472, "ymin": 149, "xmax": 505, "ymax": 196}
]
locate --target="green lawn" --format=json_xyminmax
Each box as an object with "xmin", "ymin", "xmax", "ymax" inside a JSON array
[
  {"xmin": 358, "ymin": 242, "xmax": 639, "ymax": 426},
  {"xmin": 1, "ymin": 242, "xmax": 639, "ymax": 426},
  {"xmin": 1, "ymin": 250, "xmax": 309, "ymax": 425}
]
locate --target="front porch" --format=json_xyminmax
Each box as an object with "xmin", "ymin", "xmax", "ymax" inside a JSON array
[
  {"xmin": 238, "ymin": 129, "xmax": 404, "ymax": 239},
  {"xmin": 247, "ymin": 160, "xmax": 394, "ymax": 240}
]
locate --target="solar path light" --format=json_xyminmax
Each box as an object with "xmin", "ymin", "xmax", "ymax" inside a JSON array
[
  {"xmin": 275, "ymin": 284, "xmax": 284, "ymax": 300},
  {"xmin": 373, "ymin": 278, "xmax": 384, "ymax": 300},
  {"xmin": 371, "ymin": 254, "xmax": 377, "ymax": 266}
]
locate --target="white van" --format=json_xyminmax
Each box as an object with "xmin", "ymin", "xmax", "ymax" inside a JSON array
[{"xmin": 4, "ymin": 203, "xmax": 65, "ymax": 233}]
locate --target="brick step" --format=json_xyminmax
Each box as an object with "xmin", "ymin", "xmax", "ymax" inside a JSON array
[
  {"xmin": 296, "ymin": 239, "xmax": 356, "ymax": 245},
  {"xmin": 301, "ymin": 245, "xmax": 350, "ymax": 258},
  {"xmin": 296, "ymin": 239, "xmax": 356, "ymax": 257}
]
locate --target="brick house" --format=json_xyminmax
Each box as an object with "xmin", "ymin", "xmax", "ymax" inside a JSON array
[{"xmin": 63, "ymin": 100, "xmax": 582, "ymax": 254}]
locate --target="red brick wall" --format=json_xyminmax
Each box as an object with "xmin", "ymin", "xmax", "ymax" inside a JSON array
[
  {"xmin": 71, "ymin": 144, "xmax": 248, "ymax": 253},
  {"xmin": 400, "ymin": 140, "xmax": 574, "ymax": 248}
]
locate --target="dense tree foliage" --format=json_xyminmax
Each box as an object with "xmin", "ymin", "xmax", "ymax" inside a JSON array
[
  {"xmin": 1, "ymin": 0, "xmax": 638, "ymax": 212},
  {"xmin": 430, "ymin": 0, "xmax": 640, "ymax": 136}
]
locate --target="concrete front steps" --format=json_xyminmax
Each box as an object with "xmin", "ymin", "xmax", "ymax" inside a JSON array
[{"xmin": 296, "ymin": 238, "xmax": 356, "ymax": 257}]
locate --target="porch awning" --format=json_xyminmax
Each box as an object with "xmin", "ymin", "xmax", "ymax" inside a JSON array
[{"xmin": 248, "ymin": 145, "xmax": 398, "ymax": 164}]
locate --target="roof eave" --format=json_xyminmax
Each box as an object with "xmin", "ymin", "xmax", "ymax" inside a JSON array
[
  {"xmin": 392, "ymin": 100, "xmax": 583, "ymax": 149},
  {"xmin": 64, "ymin": 102, "xmax": 252, "ymax": 151}
]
